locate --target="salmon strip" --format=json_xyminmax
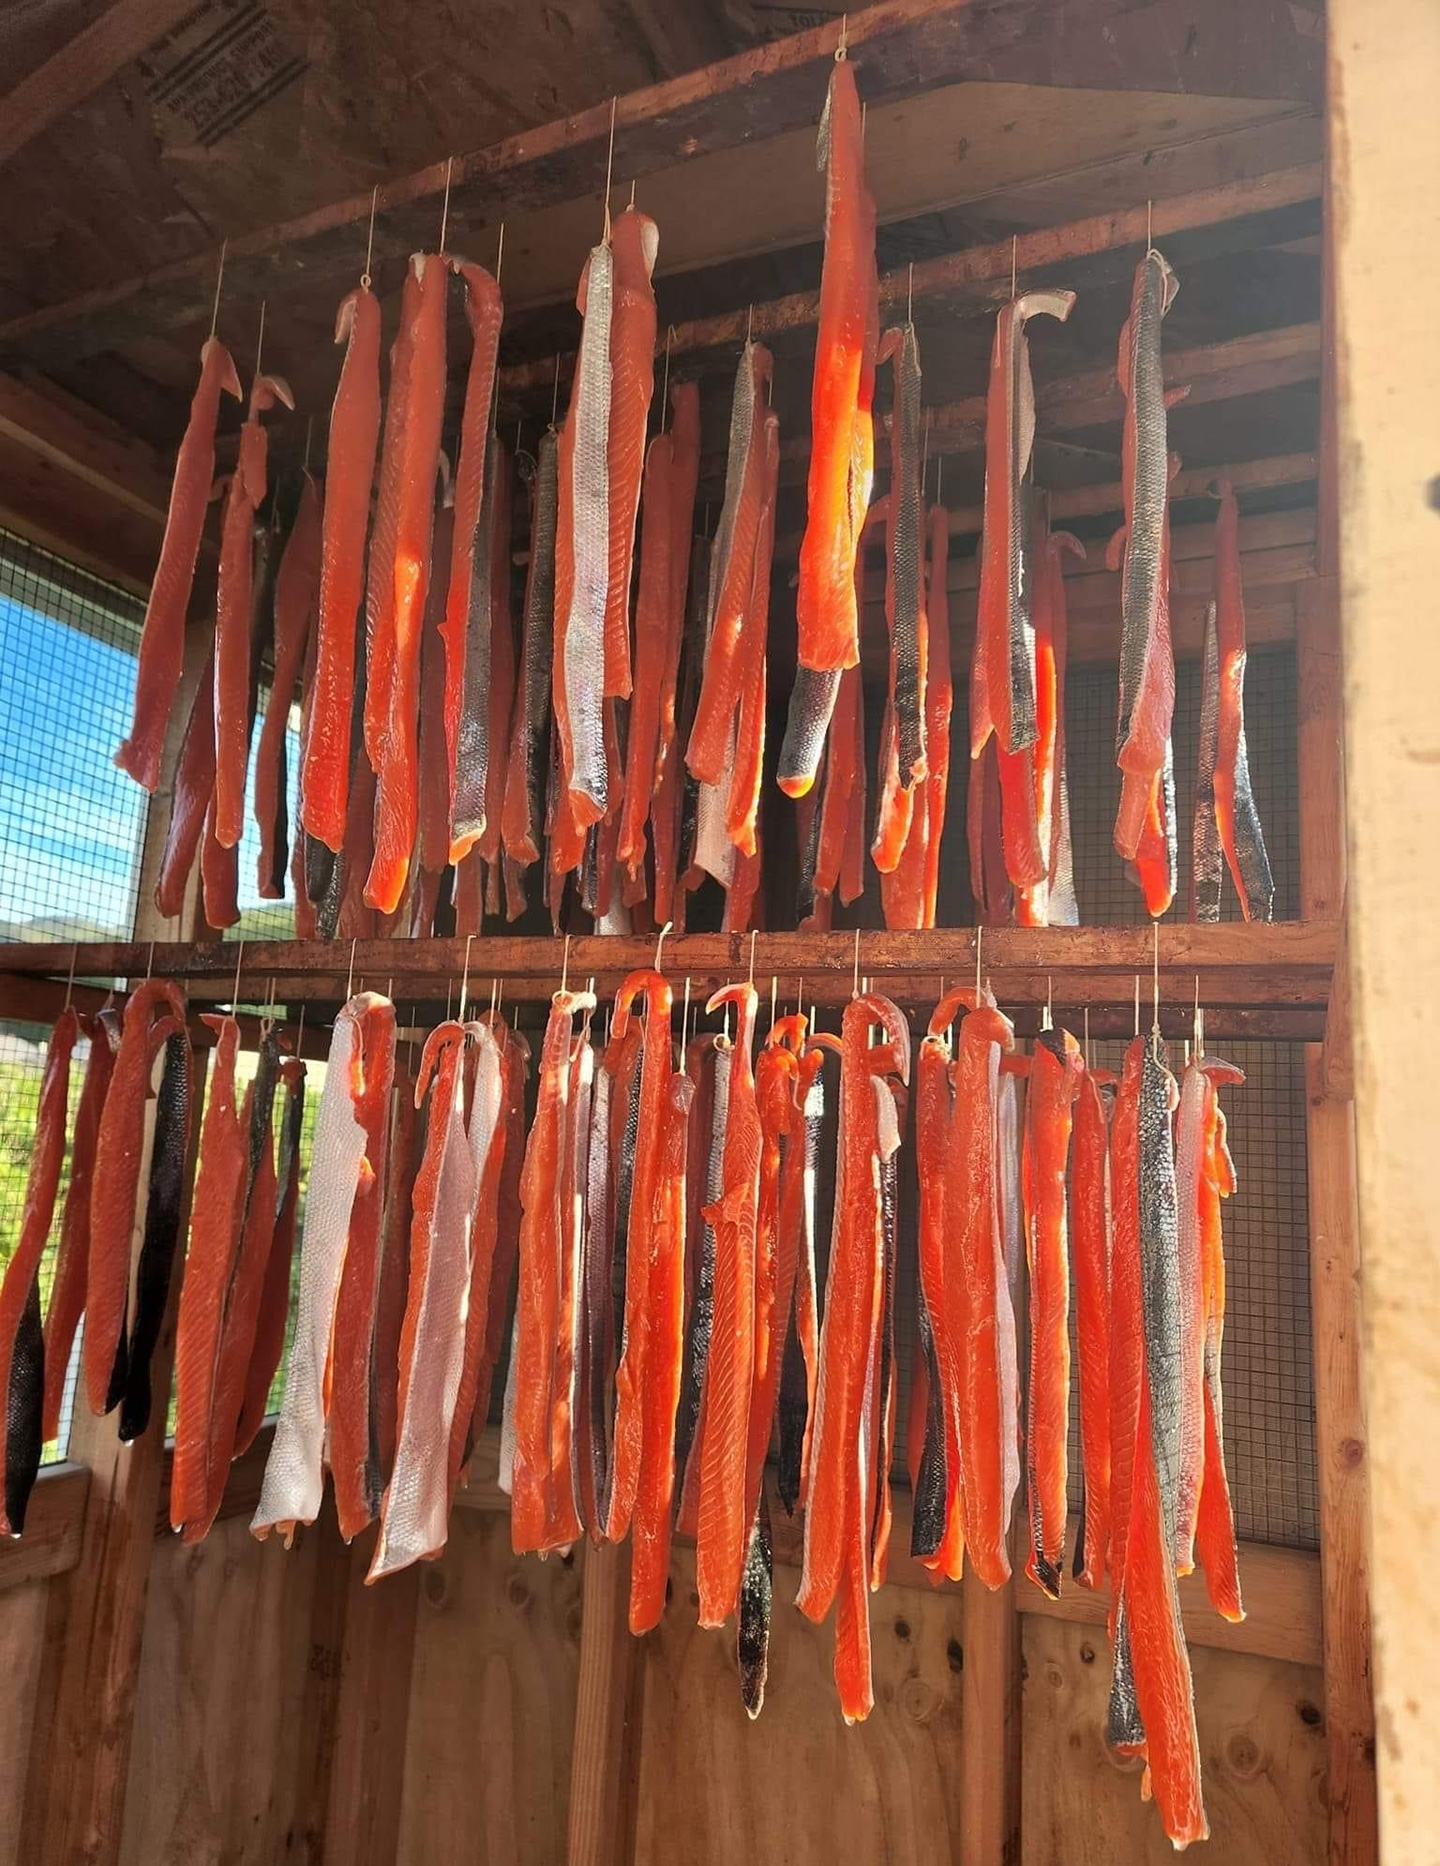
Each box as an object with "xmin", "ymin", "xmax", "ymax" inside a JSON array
[
  {"xmin": 687, "ymin": 343, "xmax": 775, "ymax": 785},
  {"xmin": 1022, "ymin": 1028, "xmax": 1083, "ymax": 1597},
  {"xmin": 696, "ymin": 982, "xmax": 762, "ymax": 1626},
  {"xmin": 795, "ymin": 55, "xmax": 872, "ymax": 677},
  {"xmin": 85, "ymin": 981, "xmax": 186, "ymax": 1416},
  {"xmin": 372, "ymin": 1052, "xmax": 419, "ymax": 1481},
  {"xmin": 1072, "ymin": 1066, "xmax": 1113, "ymax": 1588},
  {"xmin": 477, "ymin": 440, "xmax": 515, "ymax": 866},
  {"xmin": 915, "ymin": 1014, "xmax": 969, "ymax": 1581},
  {"xmin": 155, "ymin": 648, "xmax": 216, "ymax": 922},
  {"xmin": 616, "ymin": 434, "xmax": 674, "ymax": 876},
  {"xmin": 328, "ymin": 997, "xmax": 397, "ymax": 1541},
  {"xmin": 256, "ymin": 470, "xmax": 322, "ymax": 896},
  {"xmin": 415, "ymin": 492, "xmax": 455, "ymax": 919},
  {"xmin": 0, "ymin": 1009, "xmax": 78, "ymax": 1532},
  {"xmin": 502, "ymin": 428, "xmax": 558, "ymax": 868},
  {"xmin": 877, "ymin": 322, "xmax": 928, "ymax": 794},
  {"xmin": 1114, "ymin": 252, "xmax": 1181, "ymax": 784},
  {"xmin": 675, "ymin": 1034, "xmax": 726, "ymax": 1533},
  {"xmin": 363, "ymin": 265, "xmax": 419, "ymax": 775},
  {"xmin": 603, "ymin": 970, "xmax": 674, "ymax": 1540},
  {"xmin": 448, "ymin": 1017, "xmax": 509, "ymax": 1505},
  {"xmin": 1015, "ymin": 507, "xmax": 1084, "ymax": 925},
  {"xmin": 195, "ymin": 1041, "xmax": 280, "ymax": 1538},
  {"xmin": 547, "ymin": 1031, "xmax": 593, "ymax": 1549},
  {"xmin": 1107, "ymin": 1037, "xmax": 1146, "ymax": 1605},
  {"xmin": 235, "ymin": 1055, "xmax": 307, "ymax": 1458},
  {"xmin": 117, "ymin": 338, "xmax": 241, "ymax": 791},
  {"xmin": 1194, "ymin": 1059, "xmax": 1245, "ymax": 1620},
  {"xmin": 1209, "ymin": 480, "xmax": 1274, "ymax": 920},
  {"xmin": 971, "ymin": 291, "xmax": 1075, "ymax": 764},
  {"xmin": 41, "ymin": 1010, "xmax": 118, "ymax": 1441},
  {"xmin": 869, "ymin": 1072, "xmax": 904, "ymax": 1587},
  {"xmin": 370, "ymin": 1020, "xmax": 477, "ymax": 1579},
  {"xmin": 744, "ymin": 1038, "xmax": 798, "ymax": 1528},
  {"xmin": 442, "ymin": 259, "xmax": 505, "ymax": 819},
  {"xmin": 252, "ymin": 999, "xmax": 377, "ymax": 1544},
  {"xmin": 214, "ymin": 372, "xmax": 293, "ymax": 847},
  {"xmin": 170, "ymin": 1014, "xmax": 245, "ymax": 1534},
  {"xmin": 798, "ymin": 994, "xmax": 909, "ymax": 1623},
  {"xmin": 726, "ymin": 408, "xmax": 780, "ymax": 856},
  {"xmin": 511, "ymin": 989, "xmax": 595, "ymax": 1552},
  {"xmin": 554, "ymin": 247, "xmax": 614, "ymax": 830},
  {"xmin": 367, "ymin": 253, "xmax": 447, "ymax": 911},
  {"xmin": 604, "ymin": 207, "xmax": 659, "ymax": 700},
  {"xmin": 303, "ymin": 285, "xmax": 382, "ymax": 850}
]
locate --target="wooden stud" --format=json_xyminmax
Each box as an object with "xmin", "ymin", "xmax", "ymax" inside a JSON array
[
  {"xmin": 568, "ymin": 1544, "xmax": 643, "ymax": 1866},
  {"xmin": 960, "ymin": 1572, "xmax": 1022, "ymax": 1866}
]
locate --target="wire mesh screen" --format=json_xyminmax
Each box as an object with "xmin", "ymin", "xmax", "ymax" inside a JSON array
[
  {"xmin": 218, "ymin": 689, "xmax": 304, "ymax": 942},
  {"xmin": 0, "ymin": 529, "xmax": 147, "ymax": 944}
]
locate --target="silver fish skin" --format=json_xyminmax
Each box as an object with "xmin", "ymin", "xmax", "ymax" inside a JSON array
[
  {"xmin": 1192, "ymin": 603, "xmax": 1224, "ymax": 921},
  {"xmin": 779, "ymin": 664, "xmax": 841, "ymax": 796},
  {"xmin": 1138, "ymin": 1045, "xmax": 1183, "ymax": 1549},
  {"xmin": 886, "ymin": 322, "xmax": 927, "ymax": 784},
  {"xmin": 1049, "ymin": 768, "xmax": 1079, "ymax": 925},
  {"xmin": 454, "ymin": 432, "xmax": 500, "ymax": 846},
  {"xmin": 1229, "ymin": 715, "xmax": 1274, "ymax": 922},
  {"xmin": 675, "ymin": 1040, "xmax": 729, "ymax": 1512},
  {"xmin": 1173, "ymin": 1059, "xmax": 1209, "ymax": 1571},
  {"xmin": 563, "ymin": 244, "xmax": 613, "ymax": 818},
  {"xmin": 1116, "ymin": 250, "xmax": 1178, "ymax": 757},
  {"xmin": 578, "ymin": 1060, "xmax": 613, "ymax": 1538}
]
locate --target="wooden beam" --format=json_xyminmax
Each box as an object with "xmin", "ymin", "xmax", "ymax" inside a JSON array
[
  {"xmin": 0, "ymin": 925, "xmax": 1338, "ymax": 1010},
  {"xmin": 568, "ymin": 1544, "xmax": 643, "ymax": 1866},
  {"xmin": 0, "ymin": 1465, "xmax": 89, "ymax": 1594},
  {"xmin": 0, "ymin": 0, "xmax": 197, "ymax": 169},
  {"xmin": 500, "ymin": 163, "xmax": 1321, "ymax": 401},
  {"xmin": 0, "ymin": 973, "xmax": 330, "ymax": 1065},
  {"xmin": 0, "ymin": 1, "xmax": 1320, "ymax": 371},
  {"xmin": 960, "ymin": 1571, "xmax": 1021, "ymax": 1866}
]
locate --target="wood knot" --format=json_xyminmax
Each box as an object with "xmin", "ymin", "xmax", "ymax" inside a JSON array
[
  {"xmin": 893, "ymin": 1617, "xmax": 911, "ymax": 1641},
  {"xmin": 899, "ymin": 1678, "xmax": 935, "ymax": 1723},
  {"xmin": 1226, "ymin": 1733, "xmax": 1261, "ymax": 1777},
  {"xmin": 424, "ymin": 1568, "xmax": 449, "ymax": 1607},
  {"xmin": 1341, "ymin": 1436, "xmax": 1365, "ymax": 1469},
  {"xmin": 506, "ymin": 1573, "xmax": 531, "ymax": 1609},
  {"xmin": 1298, "ymin": 1700, "xmax": 1322, "ymax": 1728},
  {"xmin": 1046, "ymin": 1665, "xmax": 1065, "ymax": 1691},
  {"xmin": 945, "ymin": 1637, "xmax": 963, "ymax": 1673},
  {"xmin": 1079, "ymin": 1642, "xmax": 1097, "ymax": 1665}
]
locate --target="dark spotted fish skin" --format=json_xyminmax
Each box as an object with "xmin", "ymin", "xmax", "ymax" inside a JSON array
[
  {"xmin": 1116, "ymin": 251, "xmax": 1178, "ymax": 758},
  {"xmin": 889, "ymin": 323, "xmax": 926, "ymax": 787},
  {"xmin": 738, "ymin": 1489, "xmax": 774, "ymax": 1718},
  {"xmin": 1192, "ymin": 604, "xmax": 1224, "ymax": 922},
  {"xmin": 674, "ymin": 1044, "xmax": 729, "ymax": 1511},
  {"xmin": 909, "ymin": 1285, "xmax": 947, "ymax": 1558},
  {"xmin": 519, "ymin": 430, "xmax": 558, "ymax": 857},
  {"xmin": 776, "ymin": 1054, "xmax": 823, "ymax": 1514},
  {"xmin": 4, "ymin": 1282, "xmax": 43, "ymax": 1533},
  {"xmin": 779, "ymin": 665, "xmax": 842, "ymax": 798},
  {"xmin": 119, "ymin": 1032, "xmax": 194, "ymax": 1443},
  {"xmin": 1106, "ymin": 1593, "xmax": 1146, "ymax": 1750}
]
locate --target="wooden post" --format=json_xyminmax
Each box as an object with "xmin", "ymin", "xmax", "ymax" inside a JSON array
[
  {"xmin": 1328, "ymin": 0, "xmax": 1440, "ymax": 1856},
  {"xmin": 960, "ymin": 1571, "xmax": 1021, "ymax": 1866},
  {"xmin": 567, "ymin": 1543, "xmax": 643, "ymax": 1866},
  {"xmin": 1293, "ymin": 61, "xmax": 1378, "ymax": 1861}
]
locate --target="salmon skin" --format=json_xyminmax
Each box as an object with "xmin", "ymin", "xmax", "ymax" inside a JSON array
[
  {"xmin": 86, "ymin": 981, "xmax": 187, "ymax": 1416},
  {"xmin": 798, "ymin": 993, "xmax": 910, "ymax": 1724},
  {"xmin": 795, "ymin": 54, "xmax": 876, "ymax": 678},
  {"xmin": 1071, "ymin": 1066, "xmax": 1113, "ymax": 1588},
  {"xmin": 1022, "ymin": 1027, "xmax": 1083, "ymax": 1597},
  {"xmin": 650, "ymin": 387, "xmax": 702, "ymax": 919},
  {"xmin": 42, "ymin": 1010, "xmax": 119, "ymax": 1443},
  {"xmin": 117, "ymin": 1032, "xmax": 193, "ymax": 1444},
  {"xmin": 775, "ymin": 1030, "xmax": 832, "ymax": 1515},
  {"xmin": 1015, "ymin": 503, "xmax": 1085, "ymax": 926},
  {"xmin": 448, "ymin": 1016, "xmax": 510, "ymax": 1504},
  {"xmin": 236, "ymin": 1055, "xmax": 306, "ymax": 1457},
  {"xmin": 696, "ymin": 983, "xmax": 762, "ymax": 1626},
  {"xmin": 252, "ymin": 998, "xmax": 380, "ymax": 1545},
  {"xmin": 214, "ymin": 371, "xmax": 293, "ymax": 848},
  {"xmin": 877, "ymin": 322, "xmax": 927, "ymax": 790},
  {"xmin": 1195, "ymin": 481, "xmax": 1274, "ymax": 921},
  {"xmin": 0, "ymin": 1009, "xmax": 78, "ymax": 1533},
  {"xmin": 604, "ymin": 207, "xmax": 659, "ymax": 701},
  {"xmin": 778, "ymin": 667, "xmax": 841, "ymax": 801},
  {"xmin": 304, "ymin": 285, "xmax": 382, "ymax": 851},
  {"xmin": 726, "ymin": 408, "xmax": 780, "ymax": 859},
  {"xmin": 676, "ymin": 1035, "xmax": 728, "ymax": 1525},
  {"xmin": 1115, "ymin": 252, "xmax": 1180, "ymax": 776},
  {"xmin": 443, "ymin": 260, "xmax": 505, "ymax": 836},
  {"xmin": 746, "ymin": 1036, "xmax": 799, "ymax": 1538},
  {"xmin": 257, "ymin": 471, "xmax": 322, "ymax": 896},
  {"xmin": 687, "ymin": 342, "xmax": 775, "ymax": 788},
  {"xmin": 370, "ymin": 1020, "xmax": 477, "ymax": 1579},
  {"xmin": 155, "ymin": 648, "xmax": 216, "ymax": 921},
  {"xmin": 574, "ymin": 1052, "xmax": 614, "ymax": 1539},
  {"xmin": 502, "ymin": 428, "xmax": 558, "ymax": 869},
  {"xmin": 117, "ymin": 338, "xmax": 242, "ymax": 791},
  {"xmin": 1107, "ymin": 1042, "xmax": 1208, "ymax": 1848},
  {"xmin": 329, "ymin": 998, "xmax": 397, "ymax": 1541},
  {"xmin": 554, "ymin": 245, "xmax": 614, "ymax": 833},
  {"xmin": 367, "ymin": 253, "xmax": 447, "ymax": 912},
  {"xmin": 1194, "ymin": 1056, "xmax": 1245, "ymax": 1621}
]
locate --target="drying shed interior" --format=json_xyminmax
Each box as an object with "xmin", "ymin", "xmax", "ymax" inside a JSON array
[{"xmin": 0, "ymin": 0, "xmax": 1431, "ymax": 1861}]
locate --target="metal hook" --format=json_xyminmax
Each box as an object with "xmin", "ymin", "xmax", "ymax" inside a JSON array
[
  {"xmin": 145, "ymin": 940, "xmax": 154, "ymax": 981},
  {"xmin": 681, "ymin": 975, "xmax": 692, "ymax": 1053}
]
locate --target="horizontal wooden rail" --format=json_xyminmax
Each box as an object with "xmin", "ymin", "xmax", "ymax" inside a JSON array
[
  {"xmin": 0, "ymin": 926, "xmax": 1336, "ymax": 1016},
  {"xmin": 0, "ymin": 1464, "xmax": 90, "ymax": 1593}
]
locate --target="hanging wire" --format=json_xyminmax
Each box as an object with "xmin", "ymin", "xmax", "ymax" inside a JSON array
[
  {"xmin": 439, "ymin": 156, "xmax": 455, "ymax": 253},
  {"xmin": 974, "ymin": 923, "xmax": 983, "ymax": 1004},
  {"xmin": 254, "ymin": 300, "xmax": 267, "ymax": 380},
  {"xmin": 494, "ymin": 220, "xmax": 506, "ymax": 285},
  {"xmin": 560, "ymin": 932, "xmax": 572, "ymax": 995},
  {"xmin": 345, "ymin": 938, "xmax": 356, "ymax": 1000},
  {"xmin": 654, "ymin": 919, "xmax": 672, "ymax": 974},
  {"xmin": 747, "ymin": 928, "xmax": 758, "ymax": 989},
  {"xmin": 63, "ymin": 942, "xmax": 78, "ymax": 1012},
  {"xmin": 602, "ymin": 97, "xmax": 618, "ymax": 242},
  {"xmin": 209, "ymin": 238, "xmax": 229, "ymax": 339},
  {"xmin": 458, "ymin": 932, "xmax": 475, "ymax": 1022},
  {"xmin": 362, "ymin": 186, "xmax": 378, "ymax": 288}
]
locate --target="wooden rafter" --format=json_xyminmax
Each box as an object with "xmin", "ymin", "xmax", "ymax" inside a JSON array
[{"xmin": 0, "ymin": 0, "xmax": 1319, "ymax": 371}]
